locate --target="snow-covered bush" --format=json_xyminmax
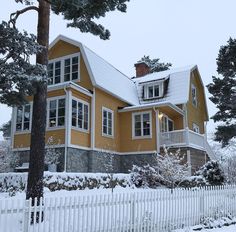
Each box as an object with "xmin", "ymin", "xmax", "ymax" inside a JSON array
[
  {"xmin": 154, "ymin": 147, "xmax": 189, "ymax": 188},
  {"xmin": 0, "ymin": 140, "xmax": 19, "ymax": 173},
  {"xmin": 130, "ymin": 148, "xmax": 189, "ymax": 188},
  {"xmin": 45, "ymin": 136, "xmax": 60, "ymax": 166},
  {"xmin": 196, "ymin": 160, "xmax": 225, "ymax": 185},
  {"xmin": 180, "ymin": 175, "xmax": 207, "ymax": 188},
  {"xmin": 130, "ymin": 164, "xmax": 160, "ymax": 188},
  {"xmin": 0, "ymin": 172, "xmax": 133, "ymax": 194}
]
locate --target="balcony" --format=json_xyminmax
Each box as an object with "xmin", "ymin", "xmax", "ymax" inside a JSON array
[{"xmin": 159, "ymin": 129, "xmax": 216, "ymax": 160}]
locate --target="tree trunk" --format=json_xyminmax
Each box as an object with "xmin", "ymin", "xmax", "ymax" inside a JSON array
[{"xmin": 26, "ymin": 0, "xmax": 50, "ymax": 201}]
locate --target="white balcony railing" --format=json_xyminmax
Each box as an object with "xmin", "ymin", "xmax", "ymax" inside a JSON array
[{"xmin": 160, "ymin": 129, "xmax": 216, "ymax": 159}]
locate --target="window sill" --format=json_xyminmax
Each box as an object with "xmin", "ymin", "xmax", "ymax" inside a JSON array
[
  {"xmin": 132, "ymin": 135, "xmax": 152, "ymax": 140},
  {"xmin": 46, "ymin": 126, "xmax": 65, "ymax": 131},
  {"xmin": 15, "ymin": 130, "xmax": 31, "ymax": 135},
  {"xmin": 71, "ymin": 126, "xmax": 90, "ymax": 134},
  {"xmin": 102, "ymin": 133, "xmax": 114, "ymax": 139}
]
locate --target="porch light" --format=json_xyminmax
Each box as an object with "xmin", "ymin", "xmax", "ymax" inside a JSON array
[{"xmin": 158, "ymin": 112, "xmax": 163, "ymax": 119}]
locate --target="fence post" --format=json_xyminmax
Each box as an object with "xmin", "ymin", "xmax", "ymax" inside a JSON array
[
  {"xmin": 131, "ymin": 193, "xmax": 135, "ymax": 231},
  {"xmin": 23, "ymin": 199, "xmax": 30, "ymax": 232}
]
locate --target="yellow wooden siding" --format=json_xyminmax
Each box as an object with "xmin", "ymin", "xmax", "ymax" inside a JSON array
[
  {"xmin": 14, "ymin": 129, "xmax": 65, "ymax": 149},
  {"xmin": 71, "ymin": 129, "xmax": 90, "ymax": 147},
  {"xmin": 94, "ymin": 88, "xmax": 127, "ymax": 152},
  {"xmin": 120, "ymin": 110, "xmax": 157, "ymax": 152},
  {"xmin": 187, "ymin": 70, "xmax": 208, "ymax": 134},
  {"xmin": 49, "ymin": 40, "xmax": 93, "ymax": 91}
]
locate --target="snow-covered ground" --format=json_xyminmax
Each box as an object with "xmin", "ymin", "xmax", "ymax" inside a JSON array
[{"xmin": 175, "ymin": 224, "xmax": 236, "ymax": 232}]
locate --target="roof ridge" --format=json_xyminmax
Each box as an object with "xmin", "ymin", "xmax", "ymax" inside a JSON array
[{"xmin": 82, "ymin": 44, "xmax": 136, "ymax": 85}]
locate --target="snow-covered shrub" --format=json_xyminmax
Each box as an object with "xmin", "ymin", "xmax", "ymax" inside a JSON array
[
  {"xmin": 45, "ymin": 136, "xmax": 60, "ymax": 166},
  {"xmin": 196, "ymin": 160, "xmax": 225, "ymax": 185},
  {"xmin": 155, "ymin": 147, "xmax": 189, "ymax": 188},
  {"xmin": 0, "ymin": 172, "xmax": 133, "ymax": 194},
  {"xmin": 130, "ymin": 164, "xmax": 160, "ymax": 188},
  {"xmin": 180, "ymin": 175, "xmax": 207, "ymax": 188},
  {"xmin": 0, "ymin": 140, "xmax": 20, "ymax": 173}
]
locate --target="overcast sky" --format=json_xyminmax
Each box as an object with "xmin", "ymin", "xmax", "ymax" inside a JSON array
[{"xmin": 1, "ymin": 0, "xmax": 236, "ymax": 139}]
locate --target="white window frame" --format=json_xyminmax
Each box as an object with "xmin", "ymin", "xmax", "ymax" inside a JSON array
[
  {"xmin": 132, "ymin": 111, "xmax": 152, "ymax": 139},
  {"xmin": 47, "ymin": 96, "xmax": 66, "ymax": 129},
  {"xmin": 191, "ymin": 84, "xmax": 197, "ymax": 107},
  {"xmin": 161, "ymin": 114, "xmax": 174, "ymax": 133},
  {"xmin": 48, "ymin": 52, "xmax": 80, "ymax": 85},
  {"xmin": 15, "ymin": 103, "xmax": 33, "ymax": 133},
  {"xmin": 102, "ymin": 107, "xmax": 114, "ymax": 138},
  {"xmin": 193, "ymin": 123, "xmax": 200, "ymax": 133},
  {"xmin": 71, "ymin": 97, "xmax": 90, "ymax": 133},
  {"xmin": 144, "ymin": 82, "xmax": 163, "ymax": 100}
]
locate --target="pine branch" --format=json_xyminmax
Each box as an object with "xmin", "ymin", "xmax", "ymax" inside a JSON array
[{"xmin": 9, "ymin": 6, "xmax": 39, "ymax": 28}]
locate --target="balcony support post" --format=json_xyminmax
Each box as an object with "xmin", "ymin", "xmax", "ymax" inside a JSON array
[{"xmin": 153, "ymin": 107, "xmax": 160, "ymax": 154}]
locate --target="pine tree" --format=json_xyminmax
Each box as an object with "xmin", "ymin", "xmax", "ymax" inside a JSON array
[
  {"xmin": 137, "ymin": 55, "xmax": 172, "ymax": 73},
  {"xmin": 207, "ymin": 38, "xmax": 236, "ymax": 147},
  {"xmin": 1, "ymin": 0, "xmax": 130, "ymax": 202}
]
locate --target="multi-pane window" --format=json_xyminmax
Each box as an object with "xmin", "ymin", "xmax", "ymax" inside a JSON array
[
  {"xmin": 48, "ymin": 61, "xmax": 61, "ymax": 85},
  {"xmin": 16, "ymin": 104, "xmax": 31, "ymax": 131},
  {"xmin": 133, "ymin": 112, "xmax": 151, "ymax": 138},
  {"xmin": 48, "ymin": 98, "xmax": 65, "ymax": 127},
  {"xmin": 102, "ymin": 107, "xmax": 113, "ymax": 137},
  {"xmin": 161, "ymin": 115, "xmax": 174, "ymax": 132},
  {"xmin": 72, "ymin": 99, "xmax": 89, "ymax": 131},
  {"xmin": 47, "ymin": 53, "xmax": 80, "ymax": 85},
  {"xmin": 147, "ymin": 84, "xmax": 160, "ymax": 99},
  {"xmin": 191, "ymin": 84, "xmax": 197, "ymax": 107},
  {"xmin": 64, "ymin": 56, "xmax": 79, "ymax": 82}
]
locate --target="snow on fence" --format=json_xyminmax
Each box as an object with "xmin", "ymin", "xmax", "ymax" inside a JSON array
[{"xmin": 1, "ymin": 185, "xmax": 236, "ymax": 232}]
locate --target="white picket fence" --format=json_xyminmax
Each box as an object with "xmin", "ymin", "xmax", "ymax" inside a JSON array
[{"xmin": 1, "ymin": 185, "xmax": 236, "ymax": 232}]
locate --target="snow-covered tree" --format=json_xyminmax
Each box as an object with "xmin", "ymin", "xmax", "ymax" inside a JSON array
[
  {"xmin": 137, "ymin": 55, "xmax": 172, "ymax": 73},
  {"xmin": 0, "ymin": 140, "xmax": 19, "ymax": 173},
  {"xmin": 0, "ymin": 121, "xmax": 11, "ymax": 139},
  {"xmin": 1, "ymin": 0, "xmax": 130, "ymax": 202},
  {"xmin": 196, "ymin": 160, "xmax": 225, "ymax": 185},
  {"xmin": 207, "ymin": 38, "xmax": 236, "ymax": 146},
  {"xmin": 45, "ymin": 136, "xmax": 60, "ymax": 167},
  {"xmin": 155, "ymin": 147, "xmax": 189, "ymax": 188}
]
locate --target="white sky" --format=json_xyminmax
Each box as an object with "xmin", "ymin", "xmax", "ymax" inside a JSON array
[{"xmin": 1, "ymin": 0, "xmax": 236, "ymax": 139}]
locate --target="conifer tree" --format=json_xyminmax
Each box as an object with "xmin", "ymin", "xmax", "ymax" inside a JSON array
[
  {"xmin": 0, "ymin": 0, "xmax": 130, "ymax": 201},
  {"xmin": 138, "ymin": 55, "xmax": 172, "ymax": 73},
  {"xmin": 207, "ymin": 38, "xmax": 236, "ymax": 147}
]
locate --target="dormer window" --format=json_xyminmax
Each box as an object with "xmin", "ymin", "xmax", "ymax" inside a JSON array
[
  {"xmin": 148, "ymin": 84, "xmax": 160, "ymax": 99},
  {"xmin": 143, "ymin": 82, "xmax": 163, "ymax": 100},
  {"xmin": 48, "ymin": 53, "xmax": 80, "ymax": 85}
]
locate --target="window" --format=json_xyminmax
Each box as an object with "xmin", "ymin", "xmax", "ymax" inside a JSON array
[
  {"xmin": 72, "ymin": 99, "xmax": 89, "ymax": 131},
  {"xmin": 48, "ymin": 98, "xmax": 65, "ymax": 128},
  {"xmin": 191, "ymin": 84, "xmax": 197, "ymax": 106},
  {"xmin": 102, "ymin": 107, "xmax": 114, "ymax": 137},
  {"xmin": 161, "ymin": 115, "xmax": 174, "ymax": 132},
  {"xmin": 133, "ymin": 112, "xmax": 152, "ymax": 138},
  {"xmin": 47, "ymin": 53, "xmax": 80, "ymax": 85},
  {"xmin": 16, "ymin": 104, "xmax": 31, "ymax": 131},
  {"xmin": 148, "ymin": 84, "xmax": 160, "ymax": 99},
  {"xmin": 193, "ymin": 123, "xmax": 200, "ymax": 133}
]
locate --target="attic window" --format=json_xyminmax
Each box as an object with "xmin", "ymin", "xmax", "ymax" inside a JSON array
[
  {"xmin": 47, "ymin": 53, "xmax": 80, "ymax": 85},
  {"xmin": 191, "ymin": 84, "xmax": 197, "ymax": 107},
  {"xmin": 143, "ymin": 82, "xmax": 163, "ymax": 100}
]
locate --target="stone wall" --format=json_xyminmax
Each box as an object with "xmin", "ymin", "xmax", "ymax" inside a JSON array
[{"xmin": 15, "ymin": 146, "xmax": 208, "ymax": 174}]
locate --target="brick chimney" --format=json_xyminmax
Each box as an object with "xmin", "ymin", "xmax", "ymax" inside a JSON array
[{"xmin": 134, "ymin": 62, "xmax": 150, "ymax": 77}]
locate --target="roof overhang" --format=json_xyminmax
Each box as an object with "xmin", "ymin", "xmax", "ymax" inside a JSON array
[
  {"xmin": 48, "ymin": 81, "xmax": 93, "ymax": 97},
  {"xmin": 118, "ymin": 102, "xmax": 184, "ymax": 116}
]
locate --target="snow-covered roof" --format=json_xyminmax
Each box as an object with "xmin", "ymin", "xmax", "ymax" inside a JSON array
[
  {"xmin": 49, "ymin": 35, "xmax": 139, "ymax": 106},
  {"xmin": 134, "ymin": 65, "xmax": 197, "ymax": 105}
]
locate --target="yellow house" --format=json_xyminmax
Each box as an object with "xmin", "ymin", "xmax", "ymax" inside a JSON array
[{"xmin": 11, "ymin": 35, "xmax": 215, "ymax": 173}]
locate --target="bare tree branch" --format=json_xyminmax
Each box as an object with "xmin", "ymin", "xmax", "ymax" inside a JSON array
[{"xmin": 9, "ymin": 6, "xmax": 39, "ymax": 28}]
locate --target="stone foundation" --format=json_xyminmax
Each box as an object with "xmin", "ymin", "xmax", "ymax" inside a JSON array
[{"xmin": 15, "ymin": 146, "xmax": 208, "ymax": 173}]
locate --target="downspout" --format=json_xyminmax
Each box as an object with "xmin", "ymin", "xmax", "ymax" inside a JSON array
[
  {"xmin": 91, "ymin": 87, "xmax": 95, "ymax": 150},
  {"xmin": 63, "ymin": 84, "xmax": 71, "ymax": 172},
  {"xmin": 153, "ymin": 107, "xmax": 160, "ymax": 153}
]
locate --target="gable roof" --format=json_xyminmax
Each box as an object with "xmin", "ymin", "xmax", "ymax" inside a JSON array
[{"xmin": 49, "ymin": 35, "xmax": 139, "ymax": 105}]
